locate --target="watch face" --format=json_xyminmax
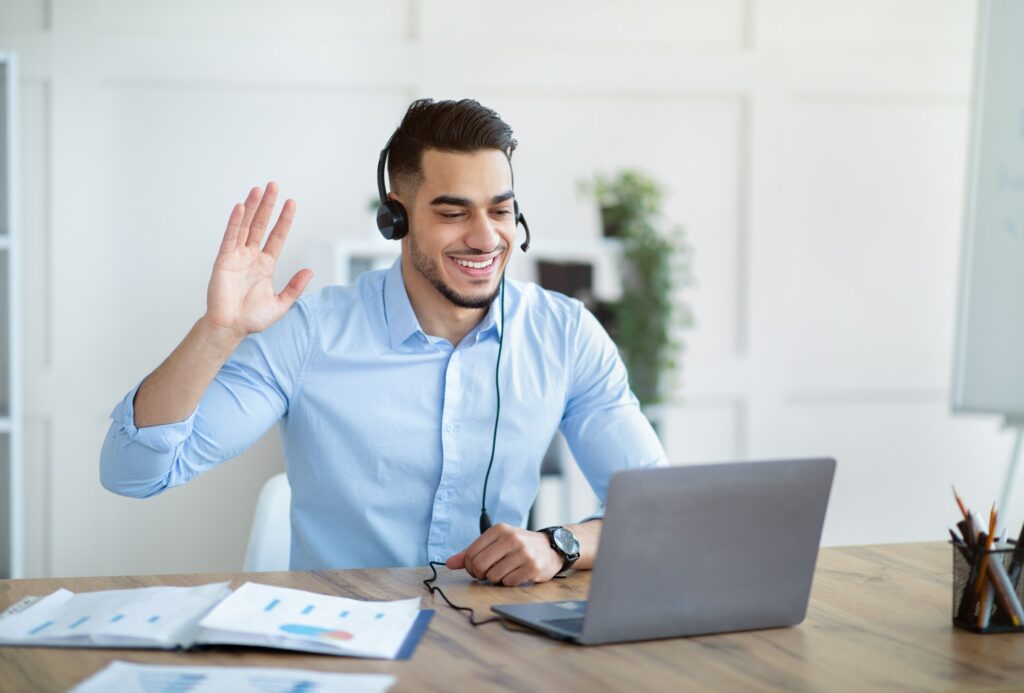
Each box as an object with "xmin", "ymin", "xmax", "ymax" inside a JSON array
[{"xmin": 553, "ymin": 527, "xmax": 580, "ymax": 556}]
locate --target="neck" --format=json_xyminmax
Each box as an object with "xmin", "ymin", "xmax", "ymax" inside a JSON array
[{"xmin": 401, "ymin": 253, "xmax": 490, "ymax": 346}]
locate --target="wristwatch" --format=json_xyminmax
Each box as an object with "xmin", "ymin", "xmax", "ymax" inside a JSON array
[{"xmin": 541, "ymin": 526, "xmax": 581, "ymax": 574}]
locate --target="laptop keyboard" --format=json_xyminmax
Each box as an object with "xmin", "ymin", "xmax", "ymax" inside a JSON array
[{"xmin": 541, "ymin": 617, "xmax": 585, "ymax": 635}]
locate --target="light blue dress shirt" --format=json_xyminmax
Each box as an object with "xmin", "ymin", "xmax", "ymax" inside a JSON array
[{"xmin": 101, "ymin": 260, "xmax": 666, "ymax": 570}]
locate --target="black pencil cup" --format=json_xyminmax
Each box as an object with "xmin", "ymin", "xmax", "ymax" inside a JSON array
[{"xmin": 952, "ymin": 540, "xmax": 1024, "ymax": 633}]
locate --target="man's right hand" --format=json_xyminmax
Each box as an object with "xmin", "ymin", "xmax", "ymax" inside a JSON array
[
  {"xmin": 131, "ymin": 182, "xmax": 312, "ymax": 428},
  {"xmin": 203, "ymin": 182, "xmax": 313, "ymax": 343}
]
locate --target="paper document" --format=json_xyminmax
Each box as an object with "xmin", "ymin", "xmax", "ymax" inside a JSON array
[
  {"xmin": 197, "ymin": 582, "xmax": 422, "ymax": 659},
  {"xmin": 0, "ymin": 581, "xmax": 430, "ymax": 659},
  {"xmin": 70, "ymin": 661, "xmax": 396, "ymax": 693},
  {"xmin": 0, "ymin": 583, "xmax": 230, "ymax": 649}
]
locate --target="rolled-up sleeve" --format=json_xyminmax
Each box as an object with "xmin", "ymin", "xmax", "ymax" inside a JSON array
[
  {"xmin": 559, "ymin": 302, "xmax": 667, "ymax": 519},
  {"xmin": 100, "ymin": 299, "xmax": 315, "ymax": 498}
]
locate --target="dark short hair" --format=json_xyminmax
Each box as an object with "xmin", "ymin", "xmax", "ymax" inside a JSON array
[{"xmin": 387, "ymin": 98, "xmax": 517, "ymax": 196}]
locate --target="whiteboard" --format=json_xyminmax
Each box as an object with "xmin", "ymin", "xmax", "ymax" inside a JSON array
[{"xmin": 953, "ymin": 0, "xmax": 1024, "ymax": 418}]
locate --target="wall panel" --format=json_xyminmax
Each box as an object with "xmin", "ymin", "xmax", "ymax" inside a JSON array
[
  {"xmin": 777, "ymin": 400, "xmax": 1012, "ymax": 545},
  {"xmin": 96, "ymin": 0, "xmax": 410, "ymax": 39},
  {"xmin": 420, "ymin": 0, "xmax": 747, "ymax": 48},
  {"xmin": 0, "ymin": 0, "xmax": 48, "ymax": 33},
  {"xmin": 18, "ymin": 79, "xmax": 49, "ymax": 372},
  {"xmin": 783, "ymin": 0, "xmax": 974, "ymax": 51},
  {"xmin": 779, "ymin": 99, "xmax": 969, "ymax": 392}
]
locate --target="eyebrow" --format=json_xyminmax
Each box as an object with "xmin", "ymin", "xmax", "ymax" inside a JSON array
[{"xmin": 429, "ymin": 190, "xmax": 515, "ymax": 207}]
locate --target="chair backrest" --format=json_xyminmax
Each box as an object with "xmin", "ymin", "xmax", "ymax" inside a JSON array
[{"xmin": 243, "ymin": 473, "xmax": 291, "ymax": 572}]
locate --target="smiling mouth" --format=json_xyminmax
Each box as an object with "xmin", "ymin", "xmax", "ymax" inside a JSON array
[
  {"xmin": 452, "ymin": 256, "xmax": 496, "ymax": 269},
  {"xmin": 446, "ymin": 250, "xmax": 504, "ymax": 279}
]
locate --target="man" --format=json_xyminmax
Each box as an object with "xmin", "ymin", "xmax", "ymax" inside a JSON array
[{"xmin": 100, "ymin": 98, "xmax": 665, "ymax": 586}]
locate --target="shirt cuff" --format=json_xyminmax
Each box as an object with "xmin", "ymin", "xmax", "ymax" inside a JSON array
[{"xmin": 110, "ymin": 382, "xmax": 198, "ymax": 454}]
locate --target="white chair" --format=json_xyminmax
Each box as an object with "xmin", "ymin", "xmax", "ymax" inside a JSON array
[{"xmin": 243, "ymin": 473, "xmax": 292, "ymax": 572}]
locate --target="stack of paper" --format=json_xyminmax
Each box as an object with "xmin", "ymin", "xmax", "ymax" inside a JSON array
[{"xmin": 0, "ymin": 581, "xmax": 431, "ymax": 659}]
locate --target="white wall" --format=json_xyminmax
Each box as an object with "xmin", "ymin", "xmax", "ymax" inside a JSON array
[{"xmin": 0, "ymin": 0, "xmax": 1008, "ymax": 577}]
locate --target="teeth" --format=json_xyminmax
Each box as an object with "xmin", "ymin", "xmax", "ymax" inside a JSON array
[{"xmin": 454, "ymin": 257, "xmax": 494, "ymax": 269}]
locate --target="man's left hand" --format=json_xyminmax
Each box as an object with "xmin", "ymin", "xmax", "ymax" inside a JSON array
[{"xmin": 446, "ymin": 523, "xmax": 562, "ymax": 587}]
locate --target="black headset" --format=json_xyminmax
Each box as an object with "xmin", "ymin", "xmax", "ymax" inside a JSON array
[
  {"xmin": 375, "ymin": 132, "xmax": 531, "ymax": 251},
  {"xmin": 375, "ymin": 130, "xmax": 531, "ymax": 535}
]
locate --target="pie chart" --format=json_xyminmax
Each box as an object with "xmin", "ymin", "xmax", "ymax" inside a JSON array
[{"xmin": 279, "ymin": 623, "xmax": 353, "ymax": 641}]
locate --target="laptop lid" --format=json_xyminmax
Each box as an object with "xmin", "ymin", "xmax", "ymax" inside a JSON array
[{"xmin": 579, "ymin": 457, "xmax": 835, "ymax": 645}]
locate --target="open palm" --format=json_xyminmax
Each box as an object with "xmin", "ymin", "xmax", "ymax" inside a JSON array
[{"xmin": 206, "ymin": 183, "xmax": 313, "ymax": 339}]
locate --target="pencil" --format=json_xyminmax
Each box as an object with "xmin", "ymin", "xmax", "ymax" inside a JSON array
[
  {"xmin": 986, "ymin": 536, "xmax": 1022, "ymax": 627},
  {"xmin": 975, "ymin": 506, "xmax": 997, "ymax": 628},
  {"xmin": 953, "ymin": 486, "xmax": 970, "ymax": 520}
]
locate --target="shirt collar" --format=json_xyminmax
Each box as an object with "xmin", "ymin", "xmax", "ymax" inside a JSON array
[
  {"xmin": 472, "ymin": 286, "xmax": 503, "ymax": 343},
  {"xmin": 382, "ymin": 258, "xmax": 504, "ymax": 349}
]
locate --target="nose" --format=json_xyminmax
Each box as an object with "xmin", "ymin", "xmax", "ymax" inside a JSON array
[{"xmin": 464, "ymin": 212, "xmax": 503, "ymax": 254}]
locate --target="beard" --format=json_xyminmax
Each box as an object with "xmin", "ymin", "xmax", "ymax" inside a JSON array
[{"xmin": 409, "ymin": 231, "xmax": 502, "ymax": 309}]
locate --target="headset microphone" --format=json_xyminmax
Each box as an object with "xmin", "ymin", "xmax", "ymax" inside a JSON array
[{"xmin": 517, "ymin": 206, "xmax": 531, "ymax": 252}]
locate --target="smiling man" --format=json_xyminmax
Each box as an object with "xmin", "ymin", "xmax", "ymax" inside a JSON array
[{"xmin": 100, "ymin": 99, "xmax": 666, "ymax": 586}]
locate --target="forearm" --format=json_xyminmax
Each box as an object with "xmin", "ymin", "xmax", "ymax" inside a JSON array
[
  {"xmin": 564, "ymin": 519, "xmax": 602, "ymax": 571},
  {"xmin": 133, "ymin": 317, "xmax": 244, "ymax": 427}
]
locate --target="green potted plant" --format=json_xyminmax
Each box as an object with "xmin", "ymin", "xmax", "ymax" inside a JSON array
[
  {"xmin": 581, "ymin": 170, "xmax": 663, "ymax": 239},
  {"xmin": 579, "ymin": 170, "xmax": 693, "ymax": 424}
]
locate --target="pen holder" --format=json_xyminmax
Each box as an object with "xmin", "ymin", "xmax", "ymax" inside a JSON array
[{"xmin": 952, "ymin": 540, "xmax": 1024, "ymax": 633}]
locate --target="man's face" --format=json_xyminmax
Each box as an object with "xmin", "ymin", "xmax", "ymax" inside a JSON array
[{"xmin": 401, "ymin": 148, "xmax": 517, "ymax": 310}]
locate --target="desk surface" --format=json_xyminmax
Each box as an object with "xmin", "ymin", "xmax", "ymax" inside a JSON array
[{"xmin": 1, "ymin": 542, "xmax": 1023, "ymax": 692}]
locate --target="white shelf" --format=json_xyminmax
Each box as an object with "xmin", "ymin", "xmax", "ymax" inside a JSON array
[{"xmin": 0, "ymin": 53, "xmax": 22, "ymax": 578}]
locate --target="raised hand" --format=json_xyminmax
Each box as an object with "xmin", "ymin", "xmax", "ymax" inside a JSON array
[{"xmin": 205, "ymin": 183, "xmax": 313, "ymax": 341}]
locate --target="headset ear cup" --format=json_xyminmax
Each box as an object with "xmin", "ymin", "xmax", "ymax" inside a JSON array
[{"xmin": 376, "ymin": 200, "xmax": 408, "ymax": 241}]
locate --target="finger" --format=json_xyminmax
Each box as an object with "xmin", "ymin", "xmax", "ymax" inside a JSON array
[
  {"xmin": 463, "ymin": 529, "xmax": 504, "ymax": 578},
  {"xmin": 246, "ymin": 181, "xmax": 279, "ymax": 248},
  {"xmin": 262, "ymin": 198, "xmax": 296, "ymax": 259},
  {"xmin": 277, "ymin": 269, "xmax": 313, "ymax": 307},
  {"xmin": 500, "ymin": 565, "xmax": 533, "ymax": 587},
  {"xmin": 472, "ymin": 536, "xmax": 517, "ymax": 577},
  {"xmin": 445, "ymin": 551, "xmax": 466, "ymax": 570},
  {"xmin": 219, "ymin": 203, "xmax": 244, "ymax": 254},
  {"xmin": 485, "ymin": 554, "xmax": 522, "ymax": 586},
  {"xmin": 237, "ymin": 187, "xmax": 262, "ymax": 248}
]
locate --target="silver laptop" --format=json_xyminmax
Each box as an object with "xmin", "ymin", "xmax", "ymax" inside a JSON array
[{"xmin": 492, "ymin": 457, "xmax": 836, "ymax": 645}]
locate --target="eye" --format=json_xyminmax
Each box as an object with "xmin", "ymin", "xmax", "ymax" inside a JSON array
[
  {"xmin": 492, "ymin": 209, "xmax": 513, "ymax": 216},
  {"xmin": 439, "ymin": 211, "xmax": 465, "ymax": 220}
]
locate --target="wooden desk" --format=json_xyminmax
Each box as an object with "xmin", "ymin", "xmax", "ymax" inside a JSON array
[{"xmin": 1, "ymin": 543, "xmax": 1023, "ymax": 691}]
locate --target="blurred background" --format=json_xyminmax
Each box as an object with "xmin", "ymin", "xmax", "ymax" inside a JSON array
[{"xmin": 0, "ymin": 0, "xmax": 1012, "ymax": 578}]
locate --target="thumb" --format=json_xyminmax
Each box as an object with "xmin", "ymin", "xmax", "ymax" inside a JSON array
[
  {"xmin": 446, "ymin": 550, "xmax": 466, "ymax": 569},
  {"xmin": 278, "ymin": 268, "xmax": 314, "ymax": 306}
]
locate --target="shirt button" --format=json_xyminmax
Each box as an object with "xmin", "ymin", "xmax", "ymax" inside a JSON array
[
  {"xmin": 433, "ymin": 554, "xmax": 443, "ymax": 563},
  {"xmin": 445, "ymin": 422, "xmax": 454, "ymax": 433}
]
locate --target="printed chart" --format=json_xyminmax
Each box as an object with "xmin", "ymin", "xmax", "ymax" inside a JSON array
[
  {"xmin": 0, "ymin": 583, "xmax": 231, "ymax": 648},
  {"xmin": 197, "ymin": 582, "xmax": 422, "ymax": 658}
]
